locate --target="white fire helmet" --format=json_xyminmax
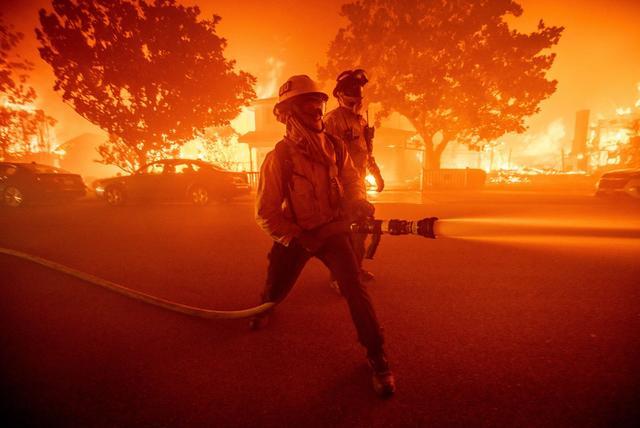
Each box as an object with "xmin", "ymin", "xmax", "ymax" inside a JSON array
[{"xmin": 273, "ymin": 75, "xmax": 328, "ymax": 123}]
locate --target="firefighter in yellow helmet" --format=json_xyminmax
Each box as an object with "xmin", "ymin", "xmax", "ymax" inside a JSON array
[
  {"xmin": 252, "ymin": 75, "xmax": 395, "ymax": 397},
  {"xmin": 324, "ymin": 69, "xmax": 384, "ymax": 290}
]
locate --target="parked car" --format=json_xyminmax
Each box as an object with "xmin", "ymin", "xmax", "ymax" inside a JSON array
[
  {"xmin": 0, "ymin": 162, "xmax": 86, "ymax": 207},
  {"xmin": 93, "ymin": 159, "xmax": 250, "ymax": 206},
  {"xmin": 595, "ymin": 168, "xmax": 640, "ymax": 199}
]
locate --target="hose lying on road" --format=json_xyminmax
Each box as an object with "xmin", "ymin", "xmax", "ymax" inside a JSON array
[
  {"xmin": 0, "ymin": 218, "xmax": 439, "ymax": 319},
  {"xmin": 0, "ymin": 247, "xmax": 275, "ymax": 319}
]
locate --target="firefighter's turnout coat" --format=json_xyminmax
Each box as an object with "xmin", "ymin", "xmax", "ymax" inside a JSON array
[
  {"xmin": 324, "ymin": 106, "xmax": 381, "ymax": 181},
  {"xmin": 256, "ymin": 136, "xmax": 365, "ymax": 247}
]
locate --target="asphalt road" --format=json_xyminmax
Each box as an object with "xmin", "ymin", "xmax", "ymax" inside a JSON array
[{"xmin": 1, "ymin": 191, "xmax": 639, "ymax": 427}]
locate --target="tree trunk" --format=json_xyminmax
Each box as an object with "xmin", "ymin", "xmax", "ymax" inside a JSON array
[
  {"xmin": 137, "ymin": 151, "xmax": 148, "ymax": 172},
  {"xmin": 413, "ymin": 124, "xmax": 450, "ymax": 171},
  {"xmin": 423, "ymin": 145, "xmax": 441, "ymax": 170},
  {"xmin": 422, "ymin": 139, "xmax": 449, "ymax": 170}
]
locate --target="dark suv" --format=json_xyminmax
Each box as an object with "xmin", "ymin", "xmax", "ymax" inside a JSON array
[{"xmin": 93, "ymin": 159, "xmax": 250, "ymax": 206}]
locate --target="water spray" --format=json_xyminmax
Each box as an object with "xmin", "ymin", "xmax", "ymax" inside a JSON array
[{"xmin": 2, "ymin": 215, "xmax": 636, "ymax": 319}]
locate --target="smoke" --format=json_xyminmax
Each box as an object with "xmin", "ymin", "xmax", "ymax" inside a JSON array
[
  {"xmin": 256, "ymin": 57, "xmax": 285, "ymax": 99},
  {"xmin": 515, "ymin": 118, "xmax": 567, "ymax": 167}
]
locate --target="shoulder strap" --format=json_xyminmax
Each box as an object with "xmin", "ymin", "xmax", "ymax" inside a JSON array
[
  {"xmin": 325, "ymin": 133, "xmax": 344, "ymax": 174},
  {"xmin": 274, "ymin": 139, "xmax": 293, "ymax": 191},
  {"xmin": 274, "ymin": 139, "xmax": 297, "ymax": 222}
]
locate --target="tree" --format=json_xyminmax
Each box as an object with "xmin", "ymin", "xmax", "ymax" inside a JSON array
[
  {"xmin": 319, "ymin": 0, "xmax": 563, "ymax": 170},
  {"xmin": 193, "ymin": 127, "xmax": 247, "ymax": 171},
  {"xmin": 0, "ymin": 15, "xmax": 37, "ymax": 159},
  {"xmin": 37, "ymin": 0, "xmax": 256, "ymax": 172}
]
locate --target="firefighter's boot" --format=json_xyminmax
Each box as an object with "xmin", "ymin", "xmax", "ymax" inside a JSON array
[{"xmin": 368, "ymin": 352, "xmax": 396, "ymax": 398}]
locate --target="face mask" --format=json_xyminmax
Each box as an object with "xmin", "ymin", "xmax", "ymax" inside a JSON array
[
  {"xmin": 292, "ymin": 97, "xmax": 326, "ymax": 131},
  {"xmin": 339, "ymin": 95, "xmax": 363, "ymax": 112}
]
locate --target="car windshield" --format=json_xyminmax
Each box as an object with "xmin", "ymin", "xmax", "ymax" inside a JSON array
[{"xmin": 23, "ymin": 164, "xmax": 69, "ymax": 174}]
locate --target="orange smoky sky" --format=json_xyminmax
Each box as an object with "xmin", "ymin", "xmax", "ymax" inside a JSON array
[{"xmin": 1, "ymin": 0, "xmax": 639, "ymax": 148}]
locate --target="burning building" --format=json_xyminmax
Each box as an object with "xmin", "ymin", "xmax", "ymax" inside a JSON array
[
  {"xmin": 238, "ymin": 97, "xmax": 282, "ymax": 174},
  {"xmin": 566, "ymin": 84, "xmax": 640, "ymax": 172},
  {"xmin": 0, "ymin": 99, "xmax": 60, "ymax": 165},
  {"xmin": 238, "ymin": 99, "xmax": 424, "ymax": 189},
  {"xmin": 587, "ymin": 107, "xmax": 640, "ymax": 170}
]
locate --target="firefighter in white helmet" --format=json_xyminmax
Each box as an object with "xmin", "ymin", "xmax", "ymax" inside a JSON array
[
  {"xmin": 324, "ymin": 69, "xmax": 384, "ymax": 290},
  {"xmin": 252, "ymin": 74, "xmax": 395, "ymax": 397}
]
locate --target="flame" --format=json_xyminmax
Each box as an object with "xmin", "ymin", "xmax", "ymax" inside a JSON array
[
  {"xmin": 256, "ymin": 57, "xmax": 285, "ymax": 99},
  {"xmin": 600, "ymin": 127, "xmax": 630, "ymax": 150},
  {"xmin": 29, "ymin": 135, "xmax": 40, "ymax": 153},
  {"xmin": 522, "ymin": 119, "xmax": 566, "ymax": 158},
  {"xmin": 230, "ymin": 107, "xmax": 255, "ymax": 135},
  {"xmin": 587, "ymin": 87, "xmax": 639, "ymax": 168},
  {"xmin": 52, "ymin": 145, "xmax": 66, "ymax": 156},
  {"xmin": 1, "ymin": 97, "xmax": 61, "ymax": 160},
  {"xmin": 179, "ymin": 136, "xmax": 209, "ymax": 161},
  {"xmin": 615, "ymin": 107, "xmax": 632, "ymax": 116},
  {"xmin": 365, "ymin": 174, "xmax": 376, "ymax": 187},
  {"xmin": 179, "ymin": 134, "xmax": 251, "ymax": 171},
  {"xmin": 1, "ymin": 97, "xmax": 37, "ymax": 112},
  {"xmin": 473, "ymin": 119, "xmax": 567, "ymax": 173}
]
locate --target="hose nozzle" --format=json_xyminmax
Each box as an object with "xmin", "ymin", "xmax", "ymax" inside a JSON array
[
  {"xmin": 350, "ymin": 217, "xmax": 439, "ymax": 239},
  {"xmin": 416, "ymin": 217, "xmax": 438, "ymax": 239}
]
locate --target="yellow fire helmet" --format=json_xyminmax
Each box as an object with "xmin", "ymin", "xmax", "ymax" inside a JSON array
[{"xmin": 273, "ymin": 75, "xmax": 328, "ymax": 123}]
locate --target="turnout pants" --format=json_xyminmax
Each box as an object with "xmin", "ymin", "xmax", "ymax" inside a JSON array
[
  {"xmin": 350, "ymin": 230, "xmax": 367, "ymax": 268},
  {"xmin": 261, "ymin": 232, "xmax": 384, "ymax": 356}
]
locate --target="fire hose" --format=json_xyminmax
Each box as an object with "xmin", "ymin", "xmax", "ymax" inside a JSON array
[{"xmin": 0, "ymin": 217, "xmax": 438, "ymax": 320}]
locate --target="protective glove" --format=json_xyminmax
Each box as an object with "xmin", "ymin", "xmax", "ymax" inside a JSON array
[
  {"xmin": 375, "ymin": 175, "xmax": 385, "ymax": 192},
  {"xmin": 346, "ymin": 199, "xmax": 375, "ymax": 222}
]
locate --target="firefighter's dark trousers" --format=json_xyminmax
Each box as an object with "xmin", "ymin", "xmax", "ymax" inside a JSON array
[
  {"xmin": 350, "ymin": 230, "xmax": 367, "ymax": 268},
  {"xmin": 261, "ymin": 232, "xmax": 384, "ymax": 356}
]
